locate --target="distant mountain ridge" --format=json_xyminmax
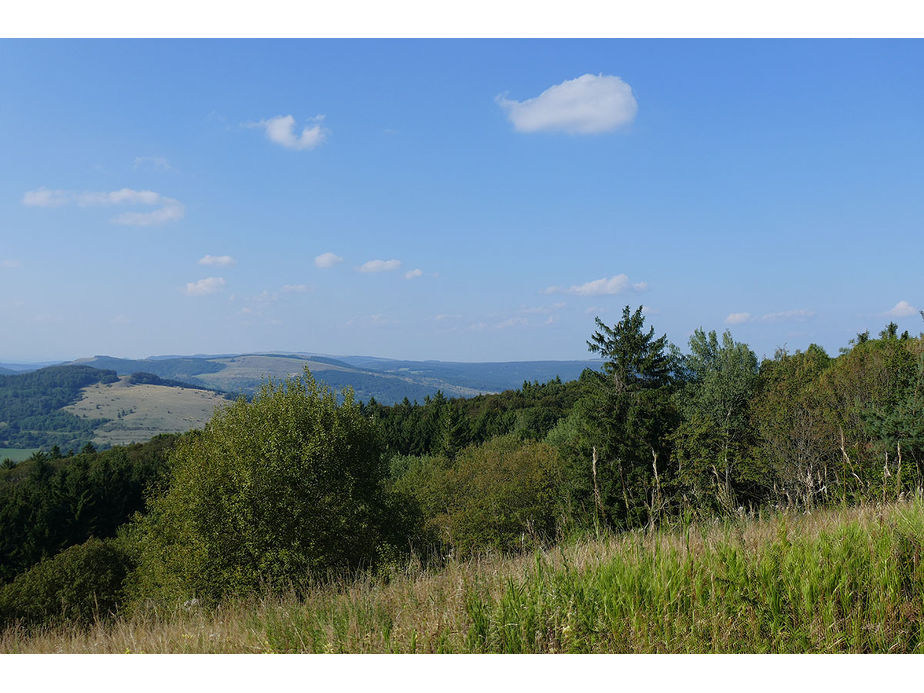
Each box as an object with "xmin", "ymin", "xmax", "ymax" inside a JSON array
[{"xmin": 64, "ymin": 352, "xmax": 601, "ymax": 404}]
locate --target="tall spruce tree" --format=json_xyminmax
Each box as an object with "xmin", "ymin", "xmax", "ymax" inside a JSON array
[{"xmin": 577, "ymin": 306, "xmax": 678, "ymax": 528}]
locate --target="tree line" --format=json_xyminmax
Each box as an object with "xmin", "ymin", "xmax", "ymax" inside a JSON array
[{"xmin": 1, "ymin": 307, "xmax": 923, "ymax": 626}]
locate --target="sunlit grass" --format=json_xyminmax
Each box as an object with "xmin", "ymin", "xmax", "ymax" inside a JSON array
[{"xmin": 3, "ymin": 501, "xmax": 922, "ymax": 653}]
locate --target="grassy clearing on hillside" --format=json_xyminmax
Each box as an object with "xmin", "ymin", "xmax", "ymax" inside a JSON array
[
  {"xmin": 0, "ymin": 448, "xmax": 40, "ymax": 463},
  {"xmin": 3, "ymin": 501, "xmax": 923, "ymax": 654},
  {"xmin": 63, "ymin": 378, "xmax": 230, "ymax": 447}
]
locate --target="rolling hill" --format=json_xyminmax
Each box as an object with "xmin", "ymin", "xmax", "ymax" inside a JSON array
[
  {"xmin": 0, "ymin": 354, "xmax": 601, "ymax": 455},
  {"xmin": 0, "ymin": 366, "xmax": 230, "ymax": 454},
  {"xmin": 68, "ymin": 353, "xmax": 600, "ymax": 404}
]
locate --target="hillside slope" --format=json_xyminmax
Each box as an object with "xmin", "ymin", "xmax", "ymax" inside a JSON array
[{"xmin": 63, "ymin": 377, "xmax": 230, "ymax": 447}]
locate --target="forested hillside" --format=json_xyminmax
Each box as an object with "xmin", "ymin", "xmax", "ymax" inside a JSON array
[{"xmin": 0, "ymin": 366, "xmax": 118, "ymax": 450}]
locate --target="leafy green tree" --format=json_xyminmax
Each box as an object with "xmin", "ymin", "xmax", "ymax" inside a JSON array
[
  {"xmin": 576, "ymin": 306, "xmax": 678, "ymax": 528},
  {"xmin": 672, "ymin": 329, "xmax": 761, "ymax": 511},
  {"xmin": 131, "ymin": 369, "xmax": 392, "ymax": 603},
  {"xmin": 394, "ymin": 435, "xmax": 562, "ymax": 557}
]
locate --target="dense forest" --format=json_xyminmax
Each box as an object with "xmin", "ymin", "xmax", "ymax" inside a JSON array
[
  {"xmin": 1, "ymin": 306, "xmax": 923, "ymax": 634},
  {"xmin": 0, "ymin": 365, "xmax": 118, "ymax": 450}
]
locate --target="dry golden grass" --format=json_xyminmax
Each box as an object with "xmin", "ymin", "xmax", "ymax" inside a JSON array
[
  {"xmin": 2, "ymin": 501, "xmax": 921, "ymax": 654},
  {"xmin": 64, "ymin": 377, "xmax": 229, "ymax": 446}
]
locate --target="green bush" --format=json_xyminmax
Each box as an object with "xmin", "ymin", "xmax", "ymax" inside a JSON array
[
  {"xmin": 395, "ymin": 435, "xmax": 563, "ymax": 556},
  {"xmin": 0, "ymin": 536, "xmax": 132, "ymax": 627},
  {"xmin": 130, "ymin": 369, "xmax": 391, "ymax": 604}
]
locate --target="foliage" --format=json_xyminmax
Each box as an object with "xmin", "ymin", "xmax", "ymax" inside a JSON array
[
  {"xmin": 393, "ymin": 435, "xmax": 563, "ymax": 556},
  {"xmin": 0, "ymin": 365, "xmax": 118, "ymax": 450},
  {"xmin": 131, "ymin": 369, "xmax": 392, "ymax": 604},
  {"xmin": 0, "ymin": 536, "xmax": 132, "ymax": 628},
  {"xmin": 576, "ymin": 306, "xmax": 679, "ymax": 529},
  {"xmin": 671, "ymin": 329, "xmax": 761, "ymax": 512},
  {"xmin": 0, "ymin": 435, "xmax": 176, "ymax": 583}
]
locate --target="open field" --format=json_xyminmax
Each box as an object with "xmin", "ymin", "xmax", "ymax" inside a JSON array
[
  {"xmin": 4, "ymin": 501, "xmax": 922, "ymax": 653},
  {"xmin": 0, "ymin": 448, "xmax": 39, "ymax": 463},
  {"xmin": 63, "ymin": 377, "xmax": 230, "ymax": 447}
]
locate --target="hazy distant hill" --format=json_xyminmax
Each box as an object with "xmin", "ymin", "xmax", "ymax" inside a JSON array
[
  {"xmin": 335, "ymin": 356, "xmax": 601, "ymax": 393},
  {"xmin": 0, "ymin": 365, "xmax": 229, "ymax": 453},
  {"xmin": 69, "ymin": 353, "xmax": 601, "ymax": 405},
  {"xmin": 1, "ymin": 354, "xmax": 602, "ymax": 454}
]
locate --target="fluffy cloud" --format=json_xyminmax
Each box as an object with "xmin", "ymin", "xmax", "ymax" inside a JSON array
[
  {"xmin": 359, "ymin": 259, "xmax": 401, "ymax": 273},
  {"xmin": 185, "ymin": 277, "xmax": 226, "ymax": 296},
  {"xmin": 281, "ymin": 284, "xmax": 310, "ymax": 293},
  {"xmin": 497, "ymin": 74, "xmax": 638, "ymax": 134},
  {"xmin": 405, "ymin": 268, "xmax": 423, "ymax": 279},
  {"xmin": 257, "ymin": 115, "xmax": 327, "ymax": 150},
  {"xmin": 314, "ymin": 252, "xmax": 343, "ymax": 269},
  {"xmin": 22, "ymin": 187, "xmax": 184, "ymax": 226},
  {"xmin": 198, "ymin": 254, "xmax": 236, "ymax": 266},
  {"xmin": 885, "ymin": 300, "xmax": 919, "ymax": 318},
  {"xmin": 0, "ymin": 259, "xmax": 21, "ymax": 269},
  {"xmin": 544, "ymin": 274, "xmax": 645, "ymax": 296},
  {"xmin": 725, "ymin": 312, "xmax": 752, "ymax": 325}
]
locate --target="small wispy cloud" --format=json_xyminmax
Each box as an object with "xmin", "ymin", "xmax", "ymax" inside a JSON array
[
  {"xmin": 725, "ymin": 312, "xmax": 752, "ymax": 325},
  {"xmin": 281, "ymin": 284, "xmax": 310, "ymax": 293},
  {"xmin": 434, "ymin": 313, "xmax": 462, "ymax": 321},
  {"xmin": 496, "ymin": 317, "xmax": 528, "ymax": 329},
  {"xmin": 405, "ymin": 268, "xmax": 423, "ymax": 280},
  {"xmin": 198, "ymin": 254, "xmax": 236, "ymax": 266},
  {"xmin": 345, "ymin": 313, "xmax": 396, "ymax": 328},
  {"xmin": 884, "ymin": 300, "xmax": 918, "ymax": 318},
  {"xmin": 23, "ymin": 187, "xmax": 184, "ymax": 226},
  {"xmin": 544, "ymin": 274, "xmax": 645, "ymax": 296},
  {"xmin": 185, "ymin": 277, "xmax": 226, "ymax": 296},
  {"xmin": 134, "ymin": 156, "xmax": 172, "ymax": 171},
  {"xmin": 251, "ymin": 114, "xmax": 327, "ymax": 151},
  {"xmin": 497, "ymin": 74, "xmax": 638, "ymax": 135},
  {"xmin": 725, "ymin": 309, "xmax": 816, "ymax": 326},
  {"xmin": 0, "ymin": 259, "xmax": 22, "ymax": 269},
  {"xmin": 314, "ymin": 252, "xmax": 343, "ymax": 269},
  {"xmin": 359, "ymin": 259, "xmax": 401, "ymax": 273},
  {"xmin": 760, "ymin": 309, "xmax": 815, "ymax": 322}
]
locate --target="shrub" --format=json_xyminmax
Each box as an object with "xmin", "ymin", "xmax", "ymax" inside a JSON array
[
  {"xmin": 396, "ymin": 435, "xmax": 563, "ymax": 556},
  {"xmin": 0, "ymin": 537, "xmax": 132, "ymax": 627},
  {"xmin": 130, "ymin": 369, "xmax": 391, "ymax": 604}
]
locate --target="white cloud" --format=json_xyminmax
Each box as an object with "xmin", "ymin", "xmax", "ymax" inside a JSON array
[
  {"xmin": 185, "ymin": 277, "xmax": 226, "ymax": 296},
  {"xmin": 22, "ymin": 187, "xmax": 184, "ymax": 226},
  {"xmin": 198, "ymin": 254, "xmax": 236, "ymax": 266},
  {"xmin": 405, "ymin": 268, "xmax": 423, "ymax": 279},
  {"xmin": 0, "ymin": 259, "xmax": 21, "ymax": 269},
  {"xmin": 314, "ymin": 252, "xmax": 343, "ymax": 269},
  {"xmin": 359, "ymin": 259, "xmax": 401, "ymax": 273},
  {"xmin": 434, "ymin": 313, "xmax": 461, "ymax": 321},
  {"xmin": 256, "ymin": 114, "xmax": 327, "ymax": 151},
  {"xmin": 725, "ymin": 312, "xmax": 752, "ymax": 325},
  {"xmin": 497, "ymin": 74, "xmax": 638, "ymax": 135},
  {"xmin": 134, "ymin": 156, "xmax": 172, "ymax": 171},
  {"xmin": 544, "ymin": 274, "xmax": 643, "ymax": 296},
  {"xmin": 22, "ymin": 188, "xmax": 68, "ymax": 207},
  {"xmin": 281, "ymin": 284, "xmax": 310, "ymax": 293},
  {"xmin": 885, "ymin": 300, "xmax": 918, "ymax": 318},
  {"xmin": 761, "ymin": 309, "xmax": 815, "ymax": 322}
]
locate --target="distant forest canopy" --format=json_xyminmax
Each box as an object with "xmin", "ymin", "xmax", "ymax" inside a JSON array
[
  {"xmin": 0, "ymin": 365, "xmax": 118, "ymax": 451},
  {"xmin": 2, "ymin": 306, "xmax": 924, "ymax": 629}
]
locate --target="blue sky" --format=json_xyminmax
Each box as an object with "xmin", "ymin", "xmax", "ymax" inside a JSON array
[{"xmin": 1, "ymin": 39, "xmax": 922, "ymax": 362}]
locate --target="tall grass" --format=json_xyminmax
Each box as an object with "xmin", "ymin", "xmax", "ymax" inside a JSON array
[{"xmin": 3, "ymin": 501, "xmax": 922, "ymax": 653}]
